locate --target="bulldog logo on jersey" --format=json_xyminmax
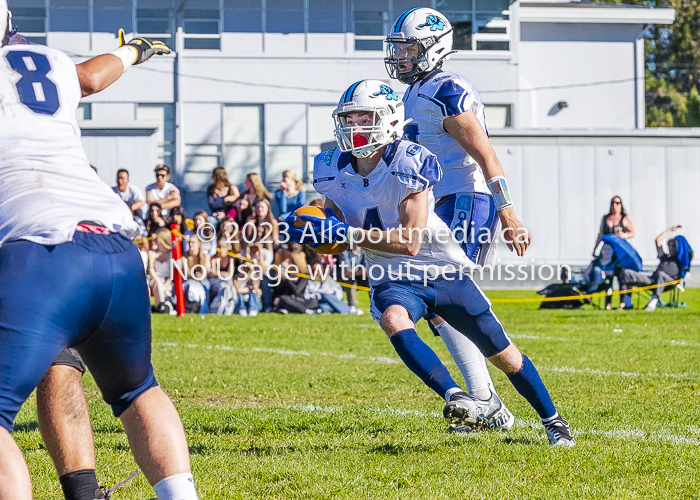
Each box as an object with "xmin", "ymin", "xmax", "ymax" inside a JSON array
[
  {"xmin": 371, "ymin": 85, "xmax": 399, "ymax": 101},
  {"xmin": 417, "ymin": 14, "xmax": 445, "ymax": 31}
]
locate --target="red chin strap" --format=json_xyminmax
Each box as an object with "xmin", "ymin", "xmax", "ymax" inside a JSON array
[{"xmin": 353, "ymin": 135, "xmax": 369, "ymax": 148}]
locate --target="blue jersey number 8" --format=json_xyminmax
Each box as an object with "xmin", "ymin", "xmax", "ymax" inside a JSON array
[{"xmin": 5, "ymin": 51, "xmax": 60, "ymax": 115}]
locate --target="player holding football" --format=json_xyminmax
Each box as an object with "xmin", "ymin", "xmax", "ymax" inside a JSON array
[
  {"xmin": 383, "ymin": 7, "xmax": 530, "ymax": 430},
  {"xmin": 0, "ymin": 3, "xmax": 198, "ymax": 498},
  {"xmin": 288, "ymin": 80, "xmax": 573, "ymax": 446}
]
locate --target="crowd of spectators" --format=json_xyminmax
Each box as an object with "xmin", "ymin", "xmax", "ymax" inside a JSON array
[
  {"xmin": 118, "ymin": 169, "xmax": 692, "ymax": 316},
  {"xmin": 113, "ymin": 164, "xmax": 367, "ymax": 317}
]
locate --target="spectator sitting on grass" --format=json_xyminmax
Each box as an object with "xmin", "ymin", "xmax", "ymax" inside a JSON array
[
  {"xmin": 181, "ymin": 234, "xmax": 210, "ymax": 314},
  {"xmin": 245, "ymin": 199, "xmax": 280, "ymax": 254},
  {"xmin": 146, "ymin": 202, "xmax": 167, "ymax": 240},
  {"xmin": 338, "ymin": 246, "xmax": 368, "ymax": 315},
  {"xmin": 207, "ymin": 166, "xmax": 240, "ymax": 220},
  {"xmin": 234, "ymin": 262, "xmax": 263, "ymax": 317},
  {"xmin": 305, "ymin": 262, "xmax": 350, "ymax": 314},
  {"xmin": 146, "ymin": 165, "xmax": 181, "ymax": 217},
  {"xmin": 148, "ymin": 228, "xmax": 174, "ymax": 314},
  {"xmin": 209, "ymin": 239, "xmax": 240, "ymax": 316},
  {"xmin": 275, "ymin": 170, "xmax": 306, "ymax": 220},
  {"xmin": 112, "ymin": 168, "xmax": 145, "ymax": 219},
  {"xmin": 185, "ymin": 210, "xmax": 217, "ymax": 258},
  {"xmin": 168, "ymin": 206, "xmax": 188, "ymax": 250}
]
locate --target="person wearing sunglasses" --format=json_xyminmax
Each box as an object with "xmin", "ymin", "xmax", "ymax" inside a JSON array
[
  {"xmin": 146, "ymin": 164, "xmax": 181, "ymax": 217},
  {"xmin": 593, "ymin": 196, "xmax": 636, "ymax": 255}
]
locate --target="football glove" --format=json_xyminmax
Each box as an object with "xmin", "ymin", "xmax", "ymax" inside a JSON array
[
  {"xmin": 298, "ymin": 208, "xmax": 350, "ymax": 246},
  {"xmin": 283, "ymin": 211, "xmax": 314, "ymax": 246},
  {"xmin": 118, "ymin": 28, "xmax": 171, "ymax": 65}
]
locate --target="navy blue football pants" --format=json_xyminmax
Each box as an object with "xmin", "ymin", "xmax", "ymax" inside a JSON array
[
  {"xmin": 0, "ymin": 232, "xmax": 158, "ymax": 432},
  {"xmin": 371, "ymin": 275, "xmax": 511, "ymax": 358}
]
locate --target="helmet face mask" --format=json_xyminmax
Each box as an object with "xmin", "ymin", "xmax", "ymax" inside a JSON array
[
  {"xmin": 385, "ymin": 39, "xmax": 433, "ymax": 84},
  {"xmin": 385, "ymin": 8, "xmax": 454, "ymax": 84},
  {"xmin": 333, "ymin": 80, "xmax": 408, "ymax": 159},
  {"xmin": 334, "ymin": 108, "xmax": 389, "ymax": 159}
]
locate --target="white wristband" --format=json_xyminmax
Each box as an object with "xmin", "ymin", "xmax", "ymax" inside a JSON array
[
  {"xmin": 110, "ymin": 45, "xmax": 138, "ymax": 73},
  {"xmin": 487, "ymin": 176, "xmax": 514, "ymax": 211}
]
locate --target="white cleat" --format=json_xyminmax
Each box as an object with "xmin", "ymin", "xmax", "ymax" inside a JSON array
[
  {"xmin": 543, "ymin": 416, "xmax": 576, "ymax": 447},
  {"xmin": 443, "ymin": 391, "xmax": 488, "ymax": 432},
  {"xmin": 488, "ymin": 397, "xmax": 515, "ymax": 431}
]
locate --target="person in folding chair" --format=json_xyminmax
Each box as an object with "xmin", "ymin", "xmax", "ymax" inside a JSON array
[
  {"xmin": 588, "ymin": 234, "xmax": 644, "ymax": 310},
  {"xmin": 619, "ymin": 225, "xmax": 693, "ymax": 311}
]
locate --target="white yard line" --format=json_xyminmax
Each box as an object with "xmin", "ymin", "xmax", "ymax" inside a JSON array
[
  {"xmin": 160, "ymin": 342, "xmax": 697, "ymax": 379},
  {"xmin": 266, "ymin": 404, "xmax": 700, "ymax": 446}
]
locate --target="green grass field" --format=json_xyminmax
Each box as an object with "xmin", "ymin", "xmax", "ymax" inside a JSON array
[{"xmin": 17, "ymin": 289, "xmax": 700, "ymax": 499}]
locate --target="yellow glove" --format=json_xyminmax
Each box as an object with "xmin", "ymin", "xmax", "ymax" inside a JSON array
[{"xmin": 118, "ymin": 28, "xmax": 171, "ymax": 65}]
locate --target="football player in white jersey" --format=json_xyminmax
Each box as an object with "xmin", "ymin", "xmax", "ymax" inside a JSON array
[
  {"xmin": 384, "ymin": 7, "xmax": 530, "ymax": 428},
  {"xmin": 287, "ymin": 80, "xmax": 573, "ymax": 446},
  {"xmin": 0, "ymin": 4, "xmax": 198, "ymax": 498}
]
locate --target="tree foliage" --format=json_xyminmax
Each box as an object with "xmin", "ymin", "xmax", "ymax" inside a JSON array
[{"xmin": 599, "ymin": 0, "xmax": 700, "ymax": 126}]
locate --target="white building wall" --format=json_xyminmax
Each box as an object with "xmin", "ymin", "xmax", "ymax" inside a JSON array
[
  {"xmin": 490, "ymin": 131, "xmax": 700, "ymax": 268},
  {"xmin": 518, "ymin": 23, "xmax": 640, "ymax": 129}
]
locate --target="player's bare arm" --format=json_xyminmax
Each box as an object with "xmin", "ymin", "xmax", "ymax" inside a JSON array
[
  {"xmin": 76, "ymin": 54, "xmax": 124, "ymax": 97},
  {"xmin": 443, "ymin": 111, "xmax": 530, "ymax": 257},
  {"xmin": 131, "ymin": 199, "xmax": 145, "ymax": 212},
  {"xmin": 159, "ymin": 187, "xmax": 182, "ymax": 210},
  {"xmin": 77, "ymin": 29, "xmax": 170, "ymax": 97}
]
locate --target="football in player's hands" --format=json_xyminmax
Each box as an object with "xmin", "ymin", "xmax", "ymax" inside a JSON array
[
  {"xmin": 292, "ymin": 206, "xmax": 349, "ymax": 255},
  {"xmin": 118, "ymin": 28, "xmax": 171, "ymax": 64}
]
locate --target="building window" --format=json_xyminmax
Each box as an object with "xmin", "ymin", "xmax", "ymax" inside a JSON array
[
  {"xmin": 77, "ymin": 103, "xmax": 92, "ymax": 121},
  {"xmin": 223, "ymin": 0, "xmax": 261, "ymax": 33},
  {"xmin": 351, "ymin": 1, "xmax": 426, "ymax": 52},
  {"xmin": 223, "ymin": 105, "xmax": 264, "ymax": 185},
  {"xmin": 183, "ymin": 0, "xmax": 221, "ymax": 50},
  {"xmin": 12, "ymin": 1, "xmax": 46, "ymax": 44},
  {"xmin": 308, "ymin": 0, "xmax": 344, "ymax": 34},
  {"xmin": 136, "ymin": 104, "xmax": 175, "ymax": 166},
  {"xmin": 352, "ymin": 0, "xmax": 388, "ymax": 51},
  {"xmin": 93, "ymin": 0, "xmax": 133, "ymax": 34},
  {"xmin": 307, "ymin": 104, "xmax": 337, "ymax": 178},
  {"xmin": 49, "ymin": 0, "xmax": 89, "ymax": 32},
  {"xmin": 184, "ymin": 145, "xmax": 221, "ymax": 191},
  {"xmin": 266, "ymin": 146, "xmax": 305, "ymax": 183},
  {"xmin": 136, "ymin": 0, "xmax": 173, "ymax": 48},
  {"xmin": 437, "ymin": 0, "xmax": 510, "ymax": 51},
  {"xmin": 266, "ymin": 0, "xmax": 304, "ymax": 34},
  {"xmin": 484, "ymin": 104, "xmax": 511, "ymax": 129}
]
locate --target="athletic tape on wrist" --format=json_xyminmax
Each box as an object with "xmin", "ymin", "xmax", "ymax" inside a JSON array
[
  {"xmin": 110, "ymin": 46, "xmax": 138, "ymax": 73},
  {"xmin": 487, "ymin": 176, "xmax": 514, "ymax": 211}
]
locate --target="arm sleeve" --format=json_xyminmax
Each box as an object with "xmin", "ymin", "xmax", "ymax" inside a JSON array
[
  {"xmin": 657, "ymin": 245, "xmax": 667, "ymax": 259},
  {"xmin": 432, "ymin": 79, "xmax": 472, "ymax": 118},
  {"xmin": 392, "ymin": 147, "xmax": 443, "ymax": 201},
  {"xmin": 312, "ymin": 150, "xmax": 338, "ymax": 195}
]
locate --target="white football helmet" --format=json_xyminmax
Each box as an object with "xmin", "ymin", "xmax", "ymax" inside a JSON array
[
  {"xmin": 385, "ymin": 7, "xmax": 455, "ymax": 84},
  {"xmin": 333, "ymin": 80, "xmax": 410, "ymax": 159}
]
